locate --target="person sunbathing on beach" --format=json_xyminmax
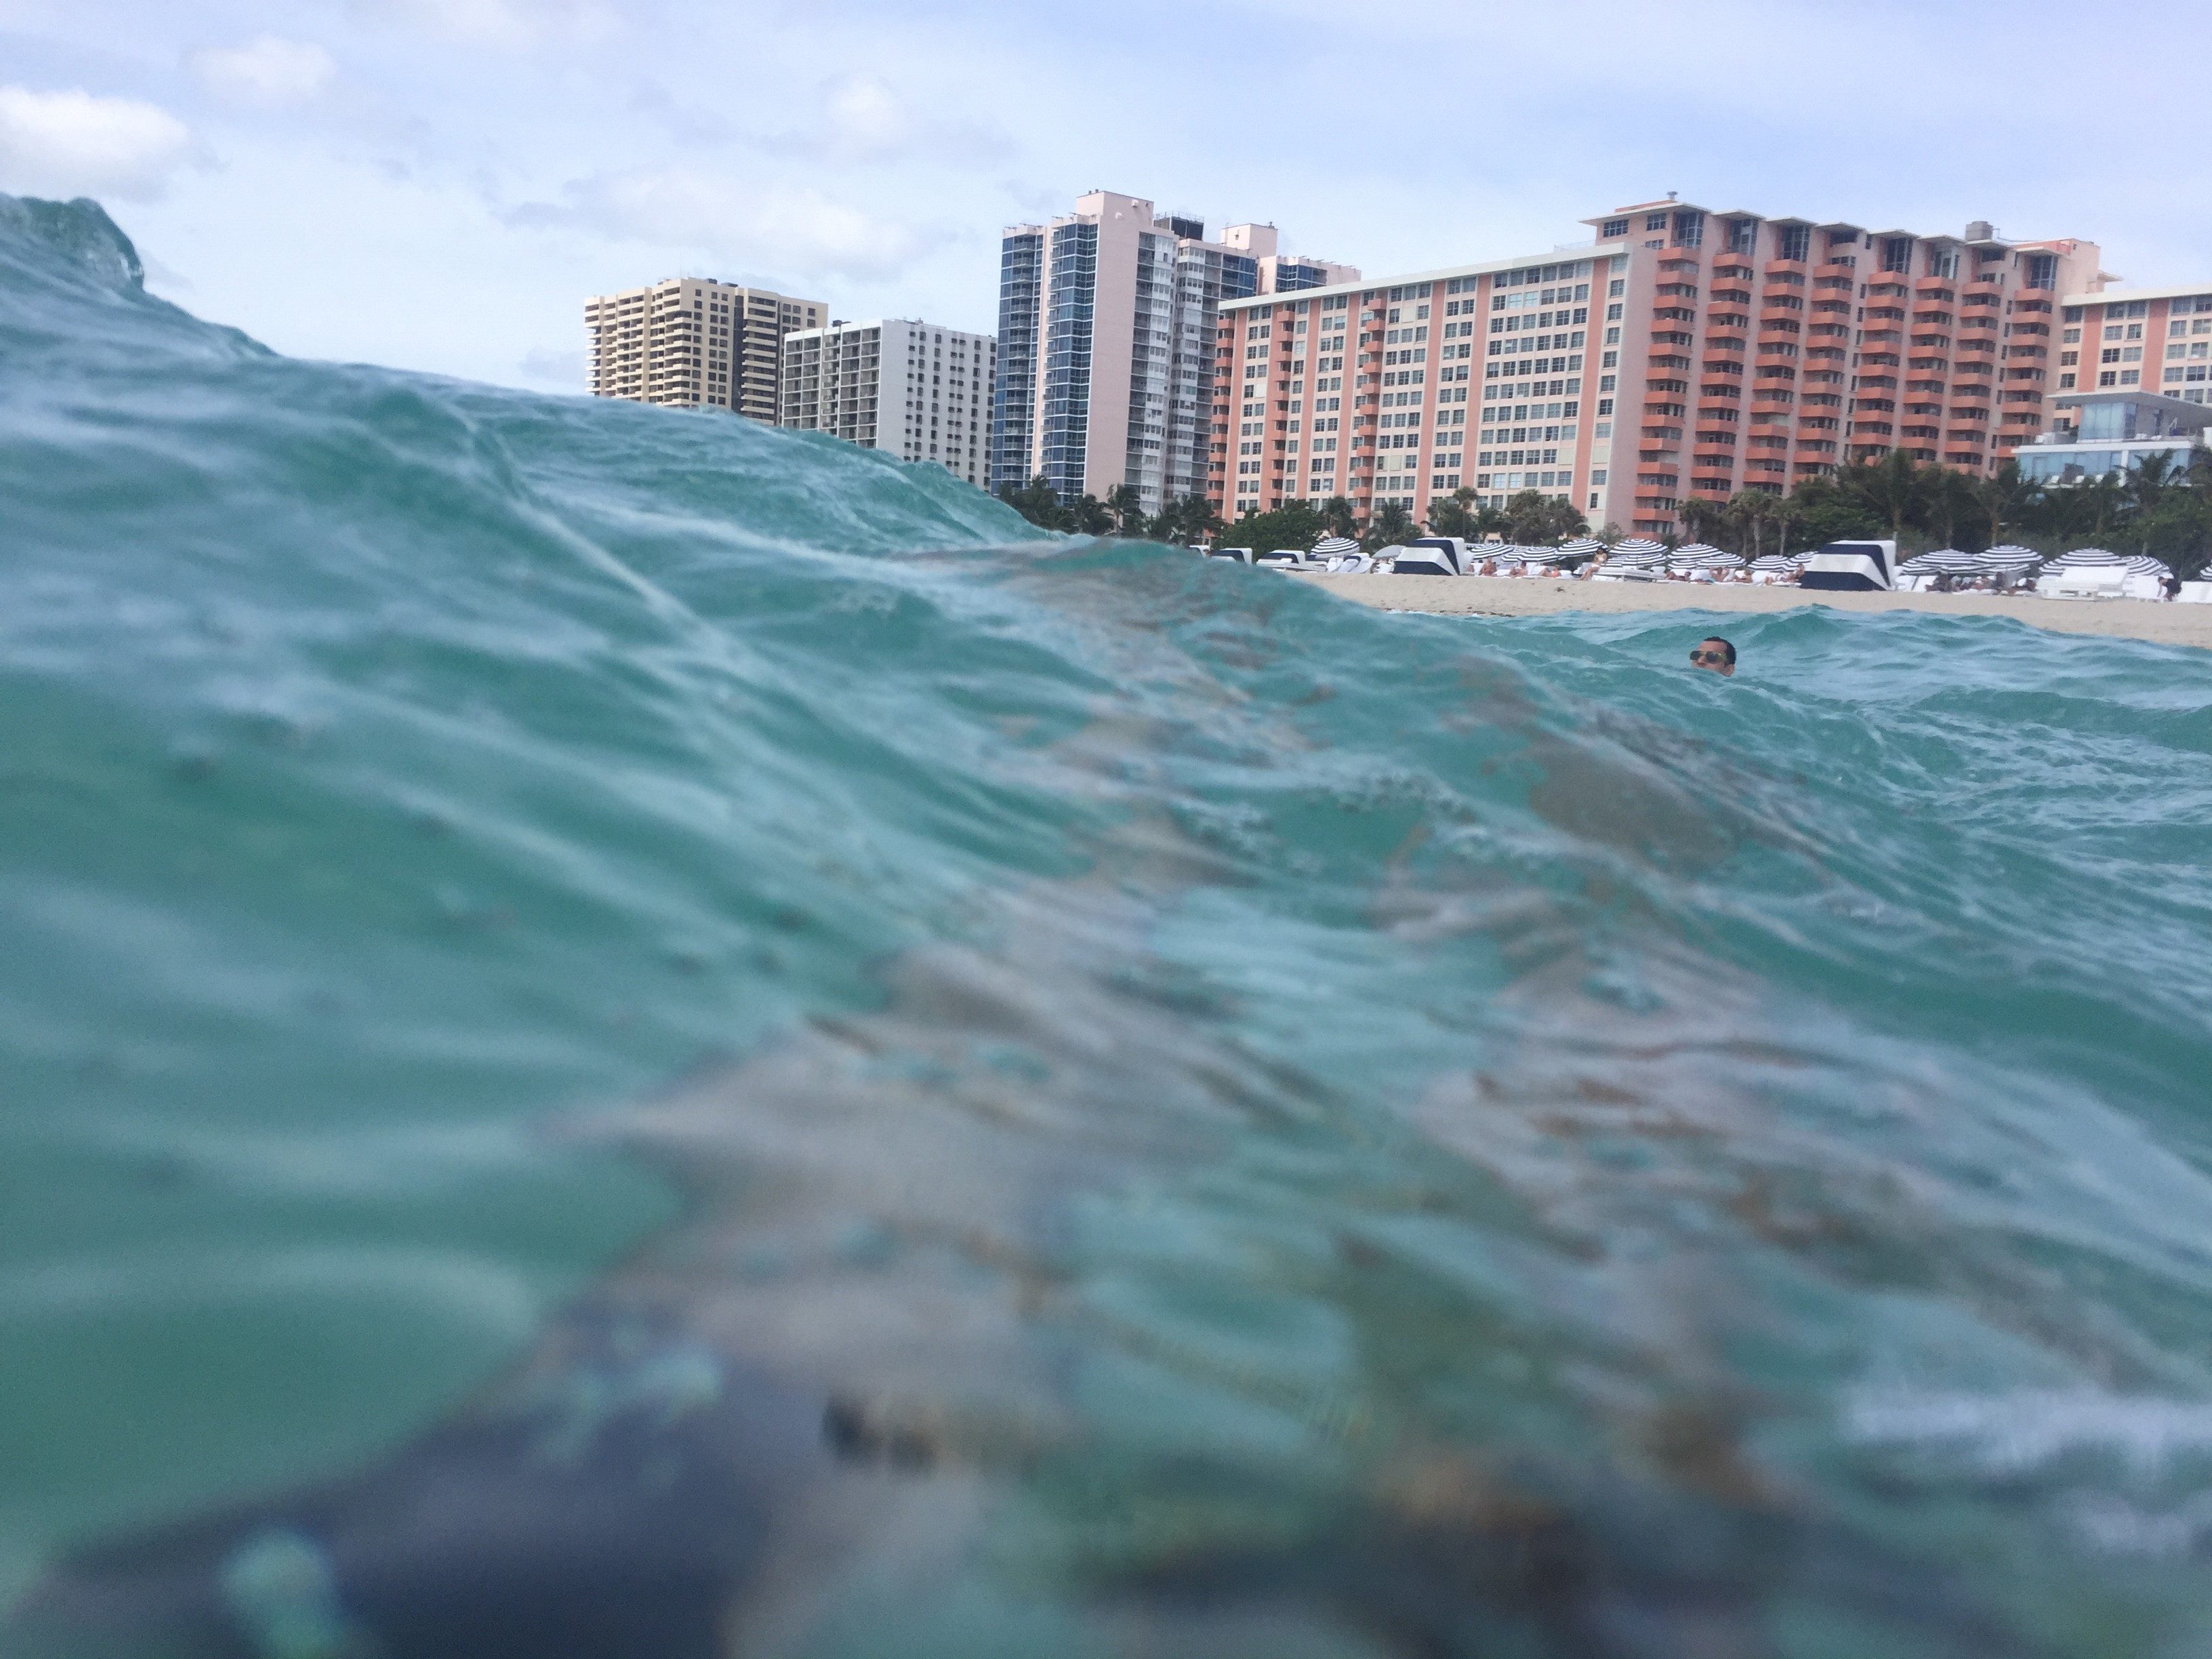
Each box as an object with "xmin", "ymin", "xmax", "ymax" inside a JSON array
[{"xmin": 1690, "ymin": 636, "xmax": 1736, "ymax": 677}]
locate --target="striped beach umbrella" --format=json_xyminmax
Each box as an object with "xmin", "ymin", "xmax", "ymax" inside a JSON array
[
  {"xmin": 1748, "ymin": 553, "xmax": 1799, "ymax": 573},
  {"xmin": 1919, "ymin": 549, "xmax": 1984, "ymax": 575},
  {"xmin": 2048, "ymin": 546, "xmax": 2125, "ymax": 569},
  {"xmin": 1558, "ymin": 537, "xmax": 1604, "ymax": 556},
  {"xmin": 1311, "ymin": 535, "xmax": 1359, "ymax": 559},
  {"xmin": 1607, "ymin": 537, "xmax": 1667, "ymax": 567},
  {"xmin": 2123, "ymin": 554, "xmax": 2172, "ymax": 577},
  {"xmin": 1974, "ymin": 545, "xmax": 2042, "ymax": 573},
  {"xmin": 1666, "ymin": 541, "xmax": 1733, "ymax": 571}
]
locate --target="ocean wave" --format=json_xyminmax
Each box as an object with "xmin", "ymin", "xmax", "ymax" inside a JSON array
[{"xmin": 6, "ymin": 194, "xmax": 2212, "ymax": 1657}]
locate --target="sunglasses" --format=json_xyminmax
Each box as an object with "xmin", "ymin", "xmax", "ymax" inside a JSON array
[{"xmin": 1689, "ymin": 649, "xmax": 1728, "ymax": 665}]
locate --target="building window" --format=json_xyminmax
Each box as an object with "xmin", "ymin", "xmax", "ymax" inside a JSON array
[
  {"xmin": 1601, "ymin": 218, "xmax": 1629, "ymax": 239},
  {"xmin": 1645, "ymin": 213, "xmax": 1668, "ymax": 232}
]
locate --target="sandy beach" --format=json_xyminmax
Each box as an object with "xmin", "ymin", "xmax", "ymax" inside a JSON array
[{"xmin": 1290, "ymin": 573, "xmax": 2212, "ymax": 650}]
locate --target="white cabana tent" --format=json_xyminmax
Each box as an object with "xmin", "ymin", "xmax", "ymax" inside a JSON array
[{"xmin": 1391, "ymin": 537, "xmax": 1469, "ymax": 576}]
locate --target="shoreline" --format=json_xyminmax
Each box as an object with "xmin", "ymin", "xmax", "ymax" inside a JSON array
[{"xmin": 1287, "ymin": 573, "xmax": 2212, "ymax": 650}]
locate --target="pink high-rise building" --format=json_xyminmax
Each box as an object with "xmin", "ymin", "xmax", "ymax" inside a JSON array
[{"xmin": 1212, "ymin": 199, "xmax": 2105, "ymax": 537}]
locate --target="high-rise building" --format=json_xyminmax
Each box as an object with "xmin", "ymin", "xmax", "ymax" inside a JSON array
[
  {"xmin": 2009, "ymin": 278, "xmax": 2212, "ymax": 487},
  {"xmin": 1213, "ymin": 199, "xmax": 2105, "ymax": 537},
  {"xmin": 989, "ymin": 192, "xmax": 1355, "ymax": 513},
  {"xmin": 779, "ymin": 319, "xmax": 996, "ymax": 487},
  {"xmin": 585, "ymin": 278, "xmax": 825, "ymax": 421},
  {"xmin": 2054, "ymin": 279, "xmax": 2212, "ymax": 409}
]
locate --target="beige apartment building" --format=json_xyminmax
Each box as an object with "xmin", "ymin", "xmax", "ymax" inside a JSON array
[
  {"xmin": 780, "ymin": 319, "xmax": 996, "ymax": 487},
  {"xmin": 584, "ymin": 277, "xmax": 825, "ymax": 421},
  {"xmin": 1213, "ymin": 199, "xmax": 2104, "ymax": 537}
]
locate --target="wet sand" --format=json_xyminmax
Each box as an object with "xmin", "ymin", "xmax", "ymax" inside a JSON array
[{"xmin": 1289, "ymin": 573, "xmax": 2212, "ymax": 650}]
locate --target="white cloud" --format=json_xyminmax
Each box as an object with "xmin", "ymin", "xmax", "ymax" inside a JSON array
[
  {"xmin": 0, "ymin": 85, "xmax": 196, "ymax": 203},
  {"xmin": 362, "ymin": 0, "xmax": 615, "ymax": 49},
  {"xmin": 514, "ymin": 168, "xmax": 943, "ymax": 283},
  {"xmin": 189, "ymin": 37, "xmax": 337, "ymax": 107},
  {"xmin": 756, "ymin": 74, "xmax": 1010, "ymax": 166}
]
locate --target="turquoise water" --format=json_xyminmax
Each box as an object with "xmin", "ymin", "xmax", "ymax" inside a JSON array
[{"xmin": 5, "ymin": 195, "xmax": 2212, "ymax": 1658}]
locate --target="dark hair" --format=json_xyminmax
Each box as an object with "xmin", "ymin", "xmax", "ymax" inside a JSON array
[{"xmin": 1700, "ymin": 636, "xmax": 1737, "ymax": 666}]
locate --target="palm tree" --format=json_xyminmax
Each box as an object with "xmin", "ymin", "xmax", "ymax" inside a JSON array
[
  {"xmin": 999, "ymin": 475, "xmax": 1066, "ymax": 531},
  {"xmin": 1969, "ymin": 460, "xmax": 2034, "ymax": 550},
  {"xmin": 1851, "ymin": 448, "xmax": 1924, "ymax": 545},
  {"xmin": 1680, "ymin": 495, "xmax": 1729, "ymax": 548},
  {"xmin": 1186, "ymin": 494, "xmax": 1226, "ymax": 546},
  {"xmin": 1364, "ymin": 502, "xmax": 1414, "ymax": 551},
  {"xmin": 2126, "ymin": 451, "xmax": 2179, "ymax": 522},
  {"xmin": 1923, "ymin": 466, "xmax": 1978, "ymax": 551},
  {"xmin": 1770, "ymin": 492, "xmax": 1801, "ymax": 558},
  {"xmin": 1320, "ymin": 497, "xmax": 1358, "ymax": 538},
  {"xmin": 2080, "ymin": 472, "xmax": 2123, "ymax": 539},
  {"xmin": 1723, "ymin": 490, "xmax": 1772, "ymax": 558},
  {"xmin": 1103, "ymin": 483, "xmax": 1146, "ymax": 535}
]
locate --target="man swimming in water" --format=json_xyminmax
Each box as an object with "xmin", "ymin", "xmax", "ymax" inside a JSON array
[{"xmin": 1689, "ymin": 637, "xmax": 1736, "ymax": 677}]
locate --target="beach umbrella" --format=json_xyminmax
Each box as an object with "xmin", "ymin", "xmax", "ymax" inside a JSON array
[
  {"xmin": 1607, "ymin": 537, "xmax": 1667, "ymax": 568},
  {"xmin": 2122, "ymin": 554, "xmax": 2171, "ymax": 575},
  {"xmin": 1311, "ymin": 535, "xmax": 1359, "ymax": 559},
  {"xmin": 1973, "ymin": 546, "xmax": 2041, "ymax": 573},
  {"xmin": 1917, "ymin": 550, "xmax": 1984, "ymax": 575},
  {"xmin": 1517, "ymin": 545, "xmax": 1574, "ymax": 566},
  {"xmin": 1898, "ymin": 549, "xmax": 1952, "ymax": 570},
  {"xmin": 1748, "ymin": 554, "xmax": 1798, "ymax": 573},
  {"xmin": 1666, "ymin": 541, "xmax": 1725, "ymax": 569},
  {"xmin": 2047, "ymin": 546, "xmax": 2125, "ymax": 569},
  {"xmin": 1558, "ymin": 537, "xmax": 1603, "ymax": 557}
]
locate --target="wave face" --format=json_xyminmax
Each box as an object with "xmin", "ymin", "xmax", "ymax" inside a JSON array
[{"xmin": 5, "ymin": 196, "xmax": 2212, "ymax": 1658}]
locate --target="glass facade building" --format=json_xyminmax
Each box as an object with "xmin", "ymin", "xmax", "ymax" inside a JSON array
[
  {"xmin": 1038, "ymin": 220, "xmax": 1099, "ymax": 505},
  {"xmin": 989, "ymin": 232, "xmax": 1043, "ymax": 496},
  {"xmin": 2017, "ymin": 391, "xmax": 2209, "ymax": 483},
  {"xmin": 989, "ymin": 192, "xmax": 1356, "ymax": 516}
]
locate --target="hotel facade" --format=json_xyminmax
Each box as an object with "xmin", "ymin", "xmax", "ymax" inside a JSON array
[
  {"xmin": 778, "ymin": 319, "xmax": 996, "ymax": 486},
  {"xmin": 585, "ymin": 278, "xmax": 825, "ymax": 422},
  {"xmin": 2007, "ymin": 278, "xmax": 2212, "ymax": 487},
  {"xmin": 1212, "ymin": 200, "xmax": 2104, "ymax": 537},
  {"xmin": 989, "ymin": 191, "xmax": 1355, "ymax": 514},
  {"xmin": 2056, "ymin": 279, "xmax": 2212, "ymax": 410}
]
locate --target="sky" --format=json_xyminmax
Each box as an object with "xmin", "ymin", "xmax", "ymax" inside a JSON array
[{"xmin": 1, "ymin": 0, "xmax": 2204, "ymax": 395}]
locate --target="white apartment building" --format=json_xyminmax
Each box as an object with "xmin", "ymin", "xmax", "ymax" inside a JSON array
[
  {"xmin": 779, "ymin": 319, "xmax": 996, "ymax": 487},
  {"xmin": 585, "ymin": 278, "xmax": 825, "ymax": 422}
]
